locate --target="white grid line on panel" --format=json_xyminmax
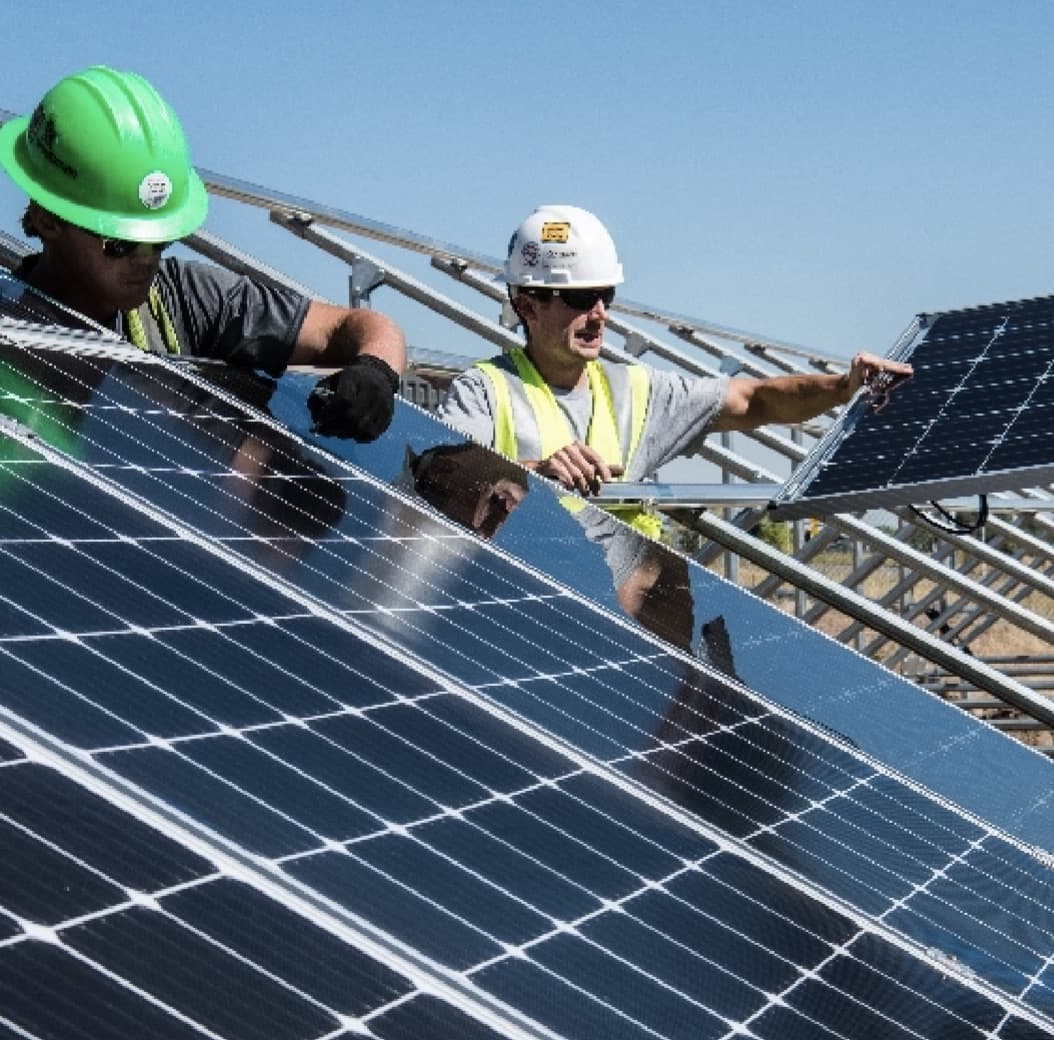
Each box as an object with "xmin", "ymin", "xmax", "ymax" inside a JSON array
[
  {"xmin": 880, "ymin": 828, "xmax": 1053, "ymax": 967},
  {"xmin": 889, "ymin": 315, "xmax": 1011, "ymax": 487},
  {"xmin": 0, "ymin": 1014, "xmax": 44, "ymax": 1039},
  {"xmin": 2, "ymin": 882, "xmax": 364, "ymax": 1038},
  {"xmin": 742, "ymin": 929, "xmax": 982, "ymax": 1040}
]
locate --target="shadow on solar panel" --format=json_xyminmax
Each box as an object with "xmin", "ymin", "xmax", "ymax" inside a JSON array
[{"xmin": 0, "ymin": 320, "xmax": 1052, "ymax": 1039}]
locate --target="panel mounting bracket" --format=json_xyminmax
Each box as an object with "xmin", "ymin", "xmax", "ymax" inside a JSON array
[{"xmin": 349, "ymin": 257, "xmax": 386, "ymax": 309}]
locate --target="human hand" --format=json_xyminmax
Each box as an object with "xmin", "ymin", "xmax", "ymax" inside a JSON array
[
  {"xmin": 307, "ymin": 354, "xmax": 399, "ymax": 441},
  {"xmin": 532, "ymin": 441, "xmax": 623, "ymax": 495},
  {"xmin": 847, "ymin": 351, "xmax": 914, "ymax": 409}
]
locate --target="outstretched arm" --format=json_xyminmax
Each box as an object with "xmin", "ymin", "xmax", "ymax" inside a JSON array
[
  {"xmin": 292, "ymin": 301, "xmax": 408, "ymax": 441},
  {"xmin": 712, "ymin": 351, "xmax": 912, "ymax": 432}
]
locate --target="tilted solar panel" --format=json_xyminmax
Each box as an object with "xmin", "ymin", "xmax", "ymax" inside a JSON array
[
  {"xmin": 773, "ymin": 294, "xmax": 1054, "ymax": 518},
  {"xmin": 1, "ymin": 752, "xmax": 479, "ymax": 1040},
  {"xmin": 0, "ymin": 318, "xmax": 1052, "ymax": 1038}
]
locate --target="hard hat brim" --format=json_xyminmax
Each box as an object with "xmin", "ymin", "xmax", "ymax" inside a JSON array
[
  {"xmin": 0, "ymin": 115, "xmax": 208, "ymax": 243},
  {"xmin": 505, "ymin": 269, "xmax": 625, "ymax": 289}
]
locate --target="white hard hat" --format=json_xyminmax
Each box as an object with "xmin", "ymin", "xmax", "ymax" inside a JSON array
[{"xmin": 504, "ymin": 204, "xmax": 624, "ymax": 288}]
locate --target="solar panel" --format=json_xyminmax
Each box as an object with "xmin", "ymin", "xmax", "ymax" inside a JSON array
[
  {"xmin": 0, "ymin": 319, "xmax": 1052, "ymax": 1037},
  {"xmin": 773, "ymin": 294, "xmax": 1054, "ymax": 518},
  {"xmin": 0, "ymin": 270, "xmax": 115, "ymax": 333},
  {"xmin": 0, "ymin": 749, "xmax": 520, "ymax": 1040}
]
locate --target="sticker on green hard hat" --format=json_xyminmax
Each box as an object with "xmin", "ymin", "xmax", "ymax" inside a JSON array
[{"xmin": 139, "ymin": 172, "xmax": 173, "ymax": 210}]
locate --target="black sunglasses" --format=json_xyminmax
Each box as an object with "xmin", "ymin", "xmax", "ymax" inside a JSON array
[
  {"xmin": 71, "ymin": 221, "xmax": 171, "ymax": 259},
  {"xmin": 530, "ymin": 286, "xmax": 616, "ymax": 311},
  {"xmin": 94, "ymin": 234, "xmax": 171, "ymax": 260}
]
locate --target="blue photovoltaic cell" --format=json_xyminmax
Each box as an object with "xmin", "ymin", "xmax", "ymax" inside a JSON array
[
  {"xmin": 368, "ymin": 996, "xmax": 515, "ymax": 1040},
  {"xmin": 774, "ymin": 293, "xmax": 1054, "ymax": 516},
  {"xmin": 0, "ymin": 327, "xmax": 1052, "ymax": 1038},
  {"xmin": 0, "ymin": 758, "xmax": 425, "ymax": 1040}
]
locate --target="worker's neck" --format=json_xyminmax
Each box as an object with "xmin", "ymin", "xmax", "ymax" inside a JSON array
[
  {"xmin": 524, "ymin": 344, "xmax": 588, "ymax": 391},
  {"xmin": 26, "ymin": 254, "xmax": 117, "ymax": 326}
]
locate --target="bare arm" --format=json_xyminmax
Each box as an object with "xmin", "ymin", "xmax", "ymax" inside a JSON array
[
  {"xmin": 712, "ymin": 351, "xmax": 912, "ymax": 432},
  {"xmin": 289, "ymin": 300, "xmax": 407, "ymax": 373}
]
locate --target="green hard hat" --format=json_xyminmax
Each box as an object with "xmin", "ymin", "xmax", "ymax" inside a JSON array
[{"xmin": 0, "ymin": 65, "xmax": 207, "ymax": 242}]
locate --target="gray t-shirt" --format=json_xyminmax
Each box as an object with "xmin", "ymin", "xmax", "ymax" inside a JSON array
[
  {"xmin": 12, "ymin": 255, "xmax": 310, "ymax": 378},
  {"xmin": 437, "ymin": 356, "xmax": 729, "ymax": 481},
  {"xmin": 136, "ymin": 257, "xmax": 310, "ymax": 376}
]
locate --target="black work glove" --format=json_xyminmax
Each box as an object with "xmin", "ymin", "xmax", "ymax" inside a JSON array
[{"xmin": 306, "ymin": 354, "xmax": 399, "ymax": 442}]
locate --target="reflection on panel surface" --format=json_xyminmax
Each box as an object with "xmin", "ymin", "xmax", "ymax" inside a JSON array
[
  {"xmin": 266, "ymin": 369, "xmax": 1052, "ymax": 843},
  {"xmin": 0, "ymin": 328, "xmax": 1052, "ymax": 1038}
]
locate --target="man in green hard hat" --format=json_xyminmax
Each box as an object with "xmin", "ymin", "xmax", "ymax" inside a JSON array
[{"xmin": 0, "ymin": 65, "xmax": 406, "ymax": 442}]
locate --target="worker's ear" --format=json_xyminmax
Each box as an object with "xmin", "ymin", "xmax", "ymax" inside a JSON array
[
  {"xmin": 30, "ymin": 205, "xmax": 65, "ymax": 244},
  {"xmin": 511, "ymin": 290, "xmax": 539, "ymax": 326}
]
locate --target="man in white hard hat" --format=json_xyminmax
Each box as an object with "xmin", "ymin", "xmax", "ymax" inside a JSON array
[{"xmin": 438, "ymin": 204, "xmax": 912, "ymax": 524}]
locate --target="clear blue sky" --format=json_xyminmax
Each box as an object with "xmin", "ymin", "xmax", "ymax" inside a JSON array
[{"xmin": 2, "ymin": 0, "xmax": 1052, "ymax": 363}]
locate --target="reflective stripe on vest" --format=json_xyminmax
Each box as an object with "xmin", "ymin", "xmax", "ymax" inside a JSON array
[
  {"xmin": 124, "ymin": 286, "xmax": 181, "ymax": 355},
  {"xmin": 475, "ymin": 349, "xmax": 662, "ymax": 538},
  {"xmin": 476, "ymin": 349, "xmax": 649, "ymax": 466}
]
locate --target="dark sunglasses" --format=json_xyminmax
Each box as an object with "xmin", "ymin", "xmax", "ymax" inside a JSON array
[
  {"xmin": 530, "ymin": 286, "xmax": 616, "ymax": 311},
  {"xmin": 70, "ymin": 221, "xmax": 171, "ymax": 259},
  {"xmin": 94, "ymin": 234, "xmax": 171, "ymax": 260}
]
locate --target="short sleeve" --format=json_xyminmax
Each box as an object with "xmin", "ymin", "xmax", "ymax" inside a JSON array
[
  {"xmin": 436, "ymin": 367, "xmax": 499, "ymax": 448},
  {"xmin": 156, "ymin": 259, "xmax": 311, "ymax": 377},
  {"xmin": 628, "ymin": 370, "xmax": 729, "ymax": 480}
]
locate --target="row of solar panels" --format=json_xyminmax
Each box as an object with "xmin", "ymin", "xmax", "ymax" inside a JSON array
[{"xmin": 0, "ymin": 310, "xmax": 1051, "ymax": 1037}]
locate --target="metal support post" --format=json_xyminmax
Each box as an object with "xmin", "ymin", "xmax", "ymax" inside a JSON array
[{"xmin": 349, "ymin": 256, "xmax": 386, "ymax": 309}]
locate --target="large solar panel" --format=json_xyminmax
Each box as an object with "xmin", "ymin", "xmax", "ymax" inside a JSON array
[
  {"xmin": 1, "ymin": 307, "xmax": 1053, "ymax": 1037},
  {"xmin": 773, "ymin": 294, "xmax": 1054, "ymax": 518}
]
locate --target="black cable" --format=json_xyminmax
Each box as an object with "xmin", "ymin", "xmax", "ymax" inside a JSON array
[{"xmin": 908, "ymin": 495, "xmax": 988, "ymax": 535}]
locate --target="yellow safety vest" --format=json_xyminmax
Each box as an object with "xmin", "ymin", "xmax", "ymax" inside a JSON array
[
  {"xmin": 124, "ymin": 286, "xmax": 181, "ymax": 355},
  {"xmin": 475, "ymin": 348, "xmax": 662, "ymax": 539}
]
